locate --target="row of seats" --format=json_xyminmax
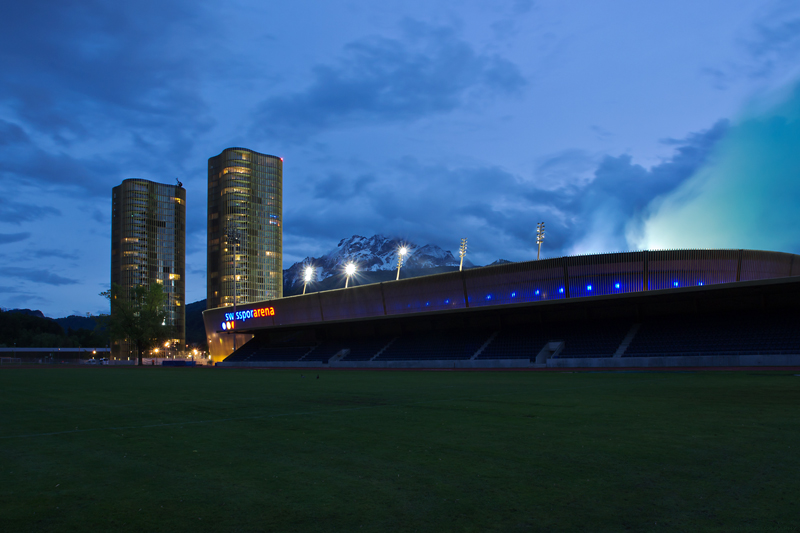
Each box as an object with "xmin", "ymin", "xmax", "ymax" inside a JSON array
[
  {"xmin": 223, "ymin": 312, "xmax": 800, "ymax": 363},
  {"xmin": 375, "ymin": 330, "xmax": 490, "ymax": 361},
  {"xmin": 625, "ymin": 313, "xmax": 800, "ymax": 357}
]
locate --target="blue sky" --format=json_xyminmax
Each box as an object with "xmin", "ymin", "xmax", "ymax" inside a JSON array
[{"xmin": 1, "ymin": 0, "xmax": 799, "ymax": 317}]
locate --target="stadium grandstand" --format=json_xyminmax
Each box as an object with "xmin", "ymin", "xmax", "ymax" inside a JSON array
[{"xmin": 204, "ymin": 249, "xmax": 800, "ymax": 369}]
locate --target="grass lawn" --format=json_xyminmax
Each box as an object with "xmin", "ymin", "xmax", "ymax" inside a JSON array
[{"xmin": 0, "ymin": 367, "xmax": 798, "ymax": 532}]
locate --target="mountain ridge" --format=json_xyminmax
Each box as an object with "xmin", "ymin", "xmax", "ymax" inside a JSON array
[{"xmin": 283, "ymin": 234, "xmax": 476, "ymax": 293}]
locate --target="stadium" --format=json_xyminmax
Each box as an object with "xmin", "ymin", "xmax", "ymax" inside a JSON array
[{"xmin": 204, "ymin": 248, "xmax": 800, "ymax": 368}]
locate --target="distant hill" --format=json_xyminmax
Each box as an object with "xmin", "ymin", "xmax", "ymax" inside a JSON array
[
  {"xmin": 0, "ymin": 309, "xmax": 108, "ymax": 348},
  {"xmin": 185, "ymin": 299, "xmax": 207, "ymax": 347},
  {"xmin": 7, "ymin": 308, "xmax": 46, "ymax": 319},
  {"xmin": 56, "ymin": 315, "xmax": 102, "ymax": 333}
]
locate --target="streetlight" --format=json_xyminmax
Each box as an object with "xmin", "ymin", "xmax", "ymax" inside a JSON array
[
  {"xmin": 536, "ymin": 222, "xmax": 545, "ymax": 260},
  {"xmin": 459, "ymin": 238, "xmax": 468, "ymax": 272},
  {"xmin": 344, "ymin": 262, "xmax": 356, "ymax": 288},
  {"xmin": 303, "ymin": 265, "xmax": 314, "ymax": 295},
  {"xmin": 396, "ymin": 246, "xmax": 407, "ymax": 280}
]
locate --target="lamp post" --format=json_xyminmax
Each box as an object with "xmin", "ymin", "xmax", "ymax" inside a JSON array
[
  {"xmin": 459, "ymin": 238, "xmax": 468, "ymax": 272},
  {"xmin": 345, "ymin": 262, "xmax": 356, "ymax": 288},
  {"xmin": 396, "ymin": 247, "xmax": 407, "ymax": 280},
  {"xmin": 536, "ymin": 222, "xmax": 545, "ymax": 260},
  {"xmin": 225, "ymin": 225, "xmax": 242, "ymax": 353},
  {"xmin": 303, "ymin": 265, "xmax": 314, "ymax": 295}
]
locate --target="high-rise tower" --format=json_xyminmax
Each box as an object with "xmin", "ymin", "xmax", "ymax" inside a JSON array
[
  {"xmin": 111, "ymin": 178, "xmax": 186, "ymax": 359},
  {"xmin": 207, "ymin": 147, "xmax": 283, "ymax": 310}
]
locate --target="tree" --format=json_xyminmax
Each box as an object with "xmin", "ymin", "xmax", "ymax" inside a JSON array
[{"xmin": 101, "ymin": 283, "xmax": 172, "ymax": 366}]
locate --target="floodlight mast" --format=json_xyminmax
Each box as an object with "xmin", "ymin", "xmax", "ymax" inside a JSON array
[
  {"xmin": 303, "ymin": 265, "xmax": 314, "ymax": 295},
  {"xmin": 536, "ymin": 222, "xmax": 545, "ymax": 260},
  {"xmin": 344, "ymin": 262, "xmax": 356, "ymax": 288},
  {"xmin": 396, "ymin": 246, "xmax": 407, "ymax": 280},
  {"xmin": 459, "ymin": 238, "xmax": 468, "ymax": 272}
]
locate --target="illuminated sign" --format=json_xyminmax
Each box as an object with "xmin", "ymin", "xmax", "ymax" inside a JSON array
[{"xmin": 221, "ymin": 306, "xmax": 276, "ymax": 331}]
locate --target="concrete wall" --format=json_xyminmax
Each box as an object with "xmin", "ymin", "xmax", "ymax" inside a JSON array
[
  {"xmin": 548, "ymin": 354, "xmax": 800, "ymax": 368},
  {"xmin": 216, "ymin": 354, "xmax": 800, "ymax": 369},
  {"xmin": 217, "ymin": 358, "xmax": 531, "ymax": 369}
]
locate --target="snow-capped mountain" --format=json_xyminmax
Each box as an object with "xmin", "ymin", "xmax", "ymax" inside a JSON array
[{"xmin": 284, "ymin": 234, "xmax": 475, "ymax": 291}]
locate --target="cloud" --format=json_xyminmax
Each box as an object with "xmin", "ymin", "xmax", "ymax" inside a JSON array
[
  {"xmin": 637, "ymin": 82, "xmax": 800, "ymax": 253},
  {"xmin": 0, "ymin": 232, "xmax": 31, "ymax": 245},
  {"xmin": 0, "ymin": 195, "xmax": 61, "ymax": 224},
  {"xmin": 518, "ymin": 120, "xmax": 729, "ymax": 255},
  {"xmin": 0, "ymin": 119, "xmax": 29, "ymax": 145},
  {"xmin": 0, "ymin": 293, "xmax": 47, "ymax": 307},
  {"xmin": 705, "ymin": 1, "xmax": 800, "ymax": 86},
  {"xmin": 0, "ymin": 267, "xmax": 79, "ymax": 286},
  {"xmin": 745, "ymin": 1, "xmax": 800, "ymax": 79},
  {"xmin": 283, "ymin": 160, "xmax": 529, "ymax": 265},
  {"xmin": 281, "ymin": 119, "xmax": 731, "ymax": 266},
  {"xmin": 531, "ymin": 149, "xmax": 596, "ymax": 191},
  {"xmin": 313, "ymin": 173, "xmax": 377, "ymax": 201},
  {"xmin": 0, "ymin": 2, "xmax": 215, "ymax": 196},
  {"xmin": 254, "ymin": 20, "xmax": 526, "ymax": 141},
  {"xmin": 491, "ymin": 0, "xmax": 536, "ymax": 41},
  {"xmin": 29, "ymin": 249, "xmax": 80, "ymax": 260},
  {"xmin": 90, "ymin": 209, "xmax": 106, "ymax": 224}
]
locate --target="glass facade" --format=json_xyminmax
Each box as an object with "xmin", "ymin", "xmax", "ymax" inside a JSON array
[
  {"xmin": 207, "ymin": 147, "xmax": 283, "ymax": 310},
  {"xmin": 111, "ymin": 179, "xmax": 186, "ymax": 359}
]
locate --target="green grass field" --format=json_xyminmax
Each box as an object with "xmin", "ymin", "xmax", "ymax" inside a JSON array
[{"xmin": 1, "ymin": 368, "xmax": 798, "ymax": 532}]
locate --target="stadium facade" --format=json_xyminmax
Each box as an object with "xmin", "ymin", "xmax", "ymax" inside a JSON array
[
  {"xmin": 111, "ymin": 178, "xmax": 186, "ymax": 359},
  {"xmin": 207, "ymin": 147, "xmax": 283, "ymax": 310},
  {"xmin": 203, "ymin": 249, "xmax": 800, "ymax": 367}
]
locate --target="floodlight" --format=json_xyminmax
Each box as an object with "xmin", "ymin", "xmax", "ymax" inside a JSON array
[
  {"xmin": 345, "ymin": 262, "xmax": 357, "ymax": 288},
  {"xmin": 396, "ymin": 246, "xmax": 408, "ymax": 280},
  {"xmin": 303, "ymin": 265, "xmax": 315, "ymax": 294},
  {"xmin": 536, "ymin": 221, "xmax": 546, "ymax": 260}
]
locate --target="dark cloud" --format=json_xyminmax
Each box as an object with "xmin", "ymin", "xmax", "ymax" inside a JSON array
[
  {"xmin": 313, "ymin": 173, "xmax": 377, "ymax": 201},
  {"xmin": 254, "ymin": 20, "xmax": 526, "ymax": 141},
  {"xmin": 747, "ymin": 2, "xmax": 800, "ymax": 64},
  {"xmin": 0, "ymin": 1, "xmax": 215, "ymax": 196},
  {"xmin": 0, "ymin": 1, "xmax": 208, "ymax": 135},
  {"xmin": 491, "ymin": 0, "xmax": 536, "ymax": 41},
  {"xmin": 0, "ymin": 292, "xmax": 47, "ymax": 307},
  {"xmin": 0, "ymin": 196, "xmax": 61, "ymax": 224},
  {"xmin": 90, "ymin": 209, "xmax": 106, "ymax": 224},
  {"xmin": 0, "ymin": 232, "xmax": 31, "ymax": 245},
  {"xmin": 528, "ymin": 120, "xmax": 730, "ymax": 253},
  {"xmin": 532, "ymin": 149, "xmax": 596, "ymax": 191},
  {"xmin": 706, "ymin": 1, "xmax": 800, "ymax": 84},
  {"xmin": 29, "ymin": 249, "xmax": 80, "ymax": 260},
  {"xmin": 283, "ymin": 119, "xmax": 730, "ymax": 265},
  {"xmin": 0, "ymin": 119, "xmax": 29, "ymax": 145},
  {"xmin": 0, "ymin": 267, "xmax": 78, "ymax": 286}
]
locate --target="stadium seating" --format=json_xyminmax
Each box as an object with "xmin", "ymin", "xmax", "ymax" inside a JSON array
[
  {"xmin": 554, "ymin": 321, "xmax": 632, "ymax": 358},
  {"xmin": 477, "ymin": 328, "xmax": 550, "ymax": 360},
  {"xmin": 223, "ymin": 311, "xmax": 800, "ymax": 363},
  {"xmin": 625, "ymin": 312, "xmax": 800, "ymax": 357},
  {"xmin": 226, "ymin": 337, "xmax": 315, "ymax": 362},
  {"xmin": 374, "ymin": 330, "xmax": 491, "ymax": 361},
  {"xmin": 340, "ymin": 337, "xmax": 395, "ymax": 361}
]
